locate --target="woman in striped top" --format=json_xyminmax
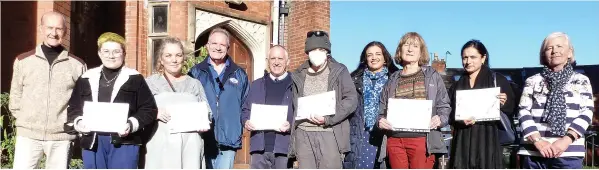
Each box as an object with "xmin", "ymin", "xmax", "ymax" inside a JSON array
[{"xmin": 518, "ymin": 32, "xmax": 594, "ymax": 169}]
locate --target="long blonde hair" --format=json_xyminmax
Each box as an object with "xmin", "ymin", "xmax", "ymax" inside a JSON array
[{"xmin": 154, "ymin": 37, "xmax": 185, "ymax": 74}]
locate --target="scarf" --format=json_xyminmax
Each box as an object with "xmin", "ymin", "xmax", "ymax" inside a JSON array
[
  {"xmin": 540, "ymin": 62, "xmax": 574, "ymax": 136},
  {"xmin": 363, "ymin": 67, "xmax": 389, "ymax": 131}
]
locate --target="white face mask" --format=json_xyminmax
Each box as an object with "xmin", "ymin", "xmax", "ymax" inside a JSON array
[{"xmin": 308, "ymin": 50, "xmax": 327, "ymax": 66}]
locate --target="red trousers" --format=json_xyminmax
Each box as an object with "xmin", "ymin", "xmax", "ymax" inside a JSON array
[{"xmin": 387, "ymin": 137, "xmax": 436, "ymax": 169}]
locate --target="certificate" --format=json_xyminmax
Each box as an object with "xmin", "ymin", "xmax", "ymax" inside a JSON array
[
  {"xmin": 250, "ymin": 104, "xmax": 288, "ymax": 131},
  {"xmin": 296, "ymin": 91, "xmax": 336, "ymax": 120},
  {"xmin": 83, "ymin": 101, "xmax": 129, "ymax": 133},
  {"xmin": 165, "ymin": 101, "xmax": 210, "ymax": 133},
  {"xmin": 386, "ymin": 98, "xmax": 432, "ymax": 132},
  {"xmin": 455, "ymin": 87, "xmax": 500, "ymax": 121}
]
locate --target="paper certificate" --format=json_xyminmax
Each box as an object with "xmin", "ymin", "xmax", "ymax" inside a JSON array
[
  {"xmin": 386, "ymin": 98, "xmax": 432, "ymax": 132},
  {"xmin": 83, "ymin": 101, "xmax": 129, "ymax": 133},
  {"xmin": 455, "ymin": 87, "xmax": 501, "ymax": 121},
  {"xmin": 296, "ymin": 91, "xmax": 336, "ymax": 120},
  {"xmin": 250, "ymin": 104, "xmax": 288, "ymax": 131},
  {"xmin": 165, "ymin": 101, "xmax": 210, "ymax": 133}
]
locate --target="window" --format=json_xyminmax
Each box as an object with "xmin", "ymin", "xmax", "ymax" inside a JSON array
[
  {"xmin": 152, "ymin": 5, "xmax": 168, "ymax": 33},
  {"xmin": 148, "ymin": 2, "xmax": 169, "ymax": 73}
]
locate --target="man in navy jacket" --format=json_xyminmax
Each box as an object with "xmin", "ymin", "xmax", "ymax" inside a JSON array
[
  {"xmin": 241, "ymin": 45, "xmax": 294, "ymax": 169},
  {"xmin": 187, "ymin": 27, "xmax": 250, "ymax": 169}
]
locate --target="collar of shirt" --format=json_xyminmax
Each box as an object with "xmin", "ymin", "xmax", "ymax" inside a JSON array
[{"xmin": 269, "ymin": 71, "xmax": 288, "ymax": 81}]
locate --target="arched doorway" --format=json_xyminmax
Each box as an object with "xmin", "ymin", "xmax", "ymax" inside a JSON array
[{"xmin": 195, "ymin": 27, "xmax": 253, "ymax": 169}]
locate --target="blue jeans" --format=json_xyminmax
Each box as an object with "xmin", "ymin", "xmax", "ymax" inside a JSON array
[
  {"xmin": 82, "ymin": 135, "xmax": 139, "ymax": 169},
  {"xmin": 209, "ymin": 147, "xmax": 236, "ymax": 169},
  {"xmin": 521, "ymin": 155, "xmax": 583, "ymax": 169}
]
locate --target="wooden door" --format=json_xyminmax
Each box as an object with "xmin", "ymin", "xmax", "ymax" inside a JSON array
[{"xmin": 229, "ymin": 34, "xmax": 253, "ymax": 169}]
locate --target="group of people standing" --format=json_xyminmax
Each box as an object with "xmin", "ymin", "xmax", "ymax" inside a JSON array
[{"xmin": 8, "ymin": 11, "xmax": 594, "ymax": 169}]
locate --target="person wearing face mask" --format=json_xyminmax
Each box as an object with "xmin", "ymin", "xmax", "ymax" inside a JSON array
[
  {"xmin": 144, "ymin": 37, "xmax": 212, "ymax": 169},
  {"xmin": 517, "ymin": 32, "xmax": 593, "ymax": 169},
  {"xmin": 344, "ymin": 41, "xmax": 399, "ymax": 169},
  {"xmin": 10, "ymin": 11, "xmax": 87, "ymax": 169},
  {"xmin": 240, "ymin": 45, "xmax": 294, "ymax": 169},
  {"xmin": 187, "ymin": 27, "xmax": 250, "ymax": 169},
  {"xmin": 447, "ymin": 40, "xmax": 516, "ymax": 169},
  {"xmin": 287, "ymin": 30, "xmax": 358, "ymax": 169},
  {"xmin": 65, "ymin": 32, "xmax": 158, "ymax": 169},
  {"xmin": 377, "ymin": 32, "xmax": 451, "ymax": 169}
]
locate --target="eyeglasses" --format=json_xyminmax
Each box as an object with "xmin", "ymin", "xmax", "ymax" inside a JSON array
[
  {"xmin": 100, "ymin": 49, "xmax": 124, "ymax": 57},
  {"xmin": 306, "ymin": 31, "xmax": 328, "ymax": 38},
  {"xmin": 215, "ymin": 77, "xmax": 225, "ymax": 91}
]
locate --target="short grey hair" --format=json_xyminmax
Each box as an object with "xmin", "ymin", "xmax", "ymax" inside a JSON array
[
  {"xmin": 539, "ymin": 32, "xmax": 575, "ymax": 66},
  {"xmin": 40, "ymin": 11, "xmax": 67, "ymax": 29},
  {"xmin": 208, "ymin": 27, "xmax": 231, "ymax": 46}
]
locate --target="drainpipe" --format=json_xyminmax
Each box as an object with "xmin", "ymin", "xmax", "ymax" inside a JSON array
[
  {"xmin": 272, "ymin": 0, "xmax": 279, "ymax": 45},
  {"xmin": 279, "ymin": 0, "xmax": 288, "ymax": 46}
]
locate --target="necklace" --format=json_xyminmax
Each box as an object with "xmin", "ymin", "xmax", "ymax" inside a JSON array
[{"xmin": 101, "ymin": 71, "xmax": 119, "ymax": 87}]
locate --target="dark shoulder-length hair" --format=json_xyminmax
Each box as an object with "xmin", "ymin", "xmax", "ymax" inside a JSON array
[
  {"xmin": 351, "ymin": 41, "xmax": 400, "ymax": 77},
  {"xmin": 461, "ymin": 39, "xmax": 490, "ymax": 68}
]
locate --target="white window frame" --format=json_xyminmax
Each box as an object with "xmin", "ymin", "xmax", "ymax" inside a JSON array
[{"xmin": 147, "ymin": 1, "xmax": 169, "ymax": 74}]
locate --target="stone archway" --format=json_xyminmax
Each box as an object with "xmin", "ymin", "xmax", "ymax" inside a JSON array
[{"xmin": 194, "ymin": 9, "xmax": 268, "ymax": 81}]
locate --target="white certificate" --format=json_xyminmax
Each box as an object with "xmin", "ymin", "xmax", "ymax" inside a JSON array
[
  {"xmin": 166, "ymin": 101, "xmax": 210, "ymax": 133},
  {"xmin": 83, "ymin": 101, "xmax": 129, "ymax": 133},
  {"xmin": 386, "ymin": 98, "xmax": 432, "ymax": 132},
  {"xmin": 455, "ymin": 87, "xmax": 500, "ymax": 121},
  {"xmin": 250, "ymin": 104, "xmax": 288, "ymax": 131},
  {"xmin": 296, "ymin": 91, "xmax": 336, "ymax": 120}
]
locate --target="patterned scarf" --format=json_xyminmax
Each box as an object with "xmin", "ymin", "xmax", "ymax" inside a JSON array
[
  {"xmin": 363, "ymin": 67, "xmax": 389, "ymax": 131},
  {"xmin": 540, "ymin": 61, "xmax": 574, "ymax": 136}
]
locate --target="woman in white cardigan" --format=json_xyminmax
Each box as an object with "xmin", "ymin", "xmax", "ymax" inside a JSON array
[{"xmin": 144, "ymin": 37, "xmax": 212, "ymax": 169}]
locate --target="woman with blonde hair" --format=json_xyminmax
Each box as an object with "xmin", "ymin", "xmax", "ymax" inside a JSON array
[
  {"xmin": 377, "ymin": 32, "xmax": 451, "ymax": 169},
  {"xmin": 144, "ymin": 37, "xmax": 212, "ymax": 169},
  {"xmin": 66, "ymin": 32, "xmax": 157, "ymax": 168},
  {"xmin": 518, "ymin": 32, "xmax": 593, "ymax": 169}
]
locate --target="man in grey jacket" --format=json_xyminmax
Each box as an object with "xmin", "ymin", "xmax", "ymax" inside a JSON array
[
  {"xmin": 288, "ymin": 30, "xmax": 358, "ymax": 169},
  {"xmin": 10, "ymin": 11, "xmax": 86, "ymax": 169}
]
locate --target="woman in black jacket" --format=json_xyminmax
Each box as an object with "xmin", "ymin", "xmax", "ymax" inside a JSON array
[
  {"xmin": 344, "ymin": 41, "xmax": 399, "ymax": 169},
  {"xmin": 448, "ymin": 39, "xmax": 516, "ymax": 169},
  {"xmin": 65, "ymin": 32, "xmax": 157, "ymax": 169}
]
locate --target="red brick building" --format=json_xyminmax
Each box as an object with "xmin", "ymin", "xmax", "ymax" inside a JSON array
[{"xmin": 1, "ymin": 0, "xmax": 330, "ymax": 168}]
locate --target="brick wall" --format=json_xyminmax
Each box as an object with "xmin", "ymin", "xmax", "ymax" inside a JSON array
[
  {"xmin": 286, "ymin": 1, "xmax": 331, "ymax": 70},
  {"xmin": 124, "ymin": 1, "xmax": 149, "ymax": 74}
]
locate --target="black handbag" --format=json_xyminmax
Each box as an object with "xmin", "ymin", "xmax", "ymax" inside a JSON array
[{"xmin": 493, "ymin": 72, "xmax": 516, "ymax": 145}]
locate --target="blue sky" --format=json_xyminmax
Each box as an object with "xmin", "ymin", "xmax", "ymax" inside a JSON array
[{"xmin": 330, "ymin": 1, "xmax": 599, "ymax": 70}]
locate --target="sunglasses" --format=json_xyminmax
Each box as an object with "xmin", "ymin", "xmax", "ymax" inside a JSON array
[
  {"xmin": 307, "ymin": 31, "xmax": 328, "ymax": 38},
  {"xmin": 215, "ymin": 77, "xmax": 225, "ymax": 91}
]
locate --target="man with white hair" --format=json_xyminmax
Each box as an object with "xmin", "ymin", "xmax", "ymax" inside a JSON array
[
  {"xmin": 10, "ymin": 11, "xmax": 86, "ymax": 169},
  {"xmin": 241, "ymin": 45, "xmax": 294, "ymax": 169},
  {"xmin": 188, "ymin": 27, "xmax": 250, "ymax": 169}
]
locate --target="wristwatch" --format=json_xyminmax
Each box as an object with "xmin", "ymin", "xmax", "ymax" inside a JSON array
[{"xmin": 567, "ymin": 133, "xmax": 577, "ymax": 142}]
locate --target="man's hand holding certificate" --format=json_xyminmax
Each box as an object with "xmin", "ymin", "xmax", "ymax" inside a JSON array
[
  {"xmin": 385, "ymin": 98, "xmax": 433, "ymax": 132},
  {"xmin": 455, "ymin": 87, "xmax": 501, "ymax": 122},
  {"xmin": 248, "ymin": 104, "xmax": 288, "ymax": 131},
  {"xmin": 296, "ymin": 91, "xmax": 336, "ymax": 120}
]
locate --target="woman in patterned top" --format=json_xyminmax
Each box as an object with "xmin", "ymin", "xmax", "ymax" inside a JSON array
[
  {"xmin": 518, "ymin": 32, "xmax": 594, "ymax": 169},
  {"xmin": 345, "ymin": 41, "xmax": 399, "ymax": 169},
  {"xmin": 377, "ymin": 32, "xmax": 451, "ymax": 169}
]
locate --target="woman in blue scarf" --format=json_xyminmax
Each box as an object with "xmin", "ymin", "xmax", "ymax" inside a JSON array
[{"xmin": 344, "ymin": 41, "xmax": 399, "ymax": 169}]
